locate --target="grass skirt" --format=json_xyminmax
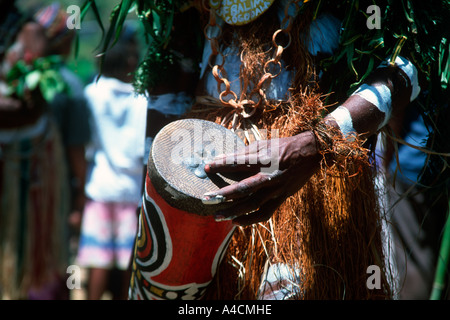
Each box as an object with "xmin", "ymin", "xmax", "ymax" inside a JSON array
[{"xmin": 187, "ymin": 90, "xmax": 394, "ymax": 300}]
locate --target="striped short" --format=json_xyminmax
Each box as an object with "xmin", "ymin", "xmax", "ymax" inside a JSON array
[{"xmin": 76, "ymin": 200, "xmax": 138, "ymax": 270}]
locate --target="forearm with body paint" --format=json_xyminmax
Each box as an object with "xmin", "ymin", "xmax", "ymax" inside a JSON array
[{"xmin": 325, "ymin": 56, "xmax": 420, "ymax": 139}]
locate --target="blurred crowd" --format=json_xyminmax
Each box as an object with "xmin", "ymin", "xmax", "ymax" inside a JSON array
[{"xmin": 0, "ymin": 1, "xmax": 146, "ymax": 299}]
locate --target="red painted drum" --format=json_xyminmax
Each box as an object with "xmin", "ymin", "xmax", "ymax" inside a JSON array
[{"xmin": 129, "ymin": 119, "xmax": 245, "ymax": 300}]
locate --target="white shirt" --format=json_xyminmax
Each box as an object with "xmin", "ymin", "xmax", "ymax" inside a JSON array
[{"xmin": 84, "ymin": 76, "xmax": 148, "ymax": 204}]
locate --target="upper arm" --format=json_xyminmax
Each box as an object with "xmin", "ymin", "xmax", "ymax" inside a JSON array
[{"xmin": 325, "ymin": 56, "xmax": 420, "ymax": 139}]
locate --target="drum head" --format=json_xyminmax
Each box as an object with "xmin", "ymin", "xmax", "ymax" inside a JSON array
[{"xmin": 148, "ymin": 118, "xmax": 246, "ymax": 216}]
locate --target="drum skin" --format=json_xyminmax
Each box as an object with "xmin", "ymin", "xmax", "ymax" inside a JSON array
[{"xmin": 148, "ymin": 118, "xmax": 245, "ymax": 216}]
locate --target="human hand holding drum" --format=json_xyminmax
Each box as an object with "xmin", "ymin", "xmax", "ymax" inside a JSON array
[{"xmin": 203, "ymin": 130, "xmax": 322, "ymax": 226}]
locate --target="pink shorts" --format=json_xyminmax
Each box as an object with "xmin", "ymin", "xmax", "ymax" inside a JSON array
[{"xmin": 76, "ymin": 200, "xmax": 138, "ymax": 270}]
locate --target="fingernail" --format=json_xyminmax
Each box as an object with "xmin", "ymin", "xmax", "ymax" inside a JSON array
[
  {"xmin": 214, "ymin": 214, "xmax": 226, "ymax": 222},
  {"xmin": 214, "ymin": 214, "xmax": 236, "ymax": 222},
  {"xmin": 202, "ymin": 194, "xmax": 225, "ymax": 205}
]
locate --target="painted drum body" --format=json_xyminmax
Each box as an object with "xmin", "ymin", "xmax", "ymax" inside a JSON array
[{"xmin": 129, "ymin": 119, "xmax": 245, "ymax": 300}]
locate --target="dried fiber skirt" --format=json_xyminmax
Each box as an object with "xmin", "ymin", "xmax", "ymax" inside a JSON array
[{"xmin": 187, "ymin": 92, "xmax": 394, "ymax": 300}]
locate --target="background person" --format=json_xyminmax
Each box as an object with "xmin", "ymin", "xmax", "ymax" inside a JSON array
[{"xmin": 76, "ymin": 27, "xmax": 147, "ymax": 300}]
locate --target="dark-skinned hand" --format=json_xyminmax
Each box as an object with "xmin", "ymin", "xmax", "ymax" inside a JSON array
[{"xmin": 202, "ymin": 130, "xmax": 322, "ymax": 226}]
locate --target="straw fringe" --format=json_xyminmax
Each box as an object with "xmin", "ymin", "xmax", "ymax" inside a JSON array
[{"xmin": 189, "ymin": 89, "xmax": 392, "ymax": 300}]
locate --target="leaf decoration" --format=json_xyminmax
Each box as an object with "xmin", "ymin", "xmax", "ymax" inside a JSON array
[{"xmin": 5, "ymin": 55, "xmax": 67, "ymax": 102}]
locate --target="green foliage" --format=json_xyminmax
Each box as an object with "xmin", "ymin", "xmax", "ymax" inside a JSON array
[
  {"xmin": 307, "ymin": 0, "xmax": 450, "ymax": 101},
  {"xmin": 81, "ymin": 0, "xmax": 201, "ymax": 94},
  {"xmin": 5, "ymin": 55, "xmax": 67, "ymax": 102},
  {"xmin": 133, "ymin": 45, "xmax": 178, "ymax": 94}
]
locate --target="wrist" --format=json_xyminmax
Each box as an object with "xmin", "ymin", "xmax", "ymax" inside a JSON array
[
  {"xmin": 293, "ymin": 129, "xmax": 329, "ymax": 167},
  {"xmin": 298, "ymin": 130, "xmax": 322, "ymax": 159}
]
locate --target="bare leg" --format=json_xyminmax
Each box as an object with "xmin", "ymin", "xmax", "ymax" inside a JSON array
[{"xmin": 87, "ymin": 268, "xmax": 110, "ymax": 300}]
